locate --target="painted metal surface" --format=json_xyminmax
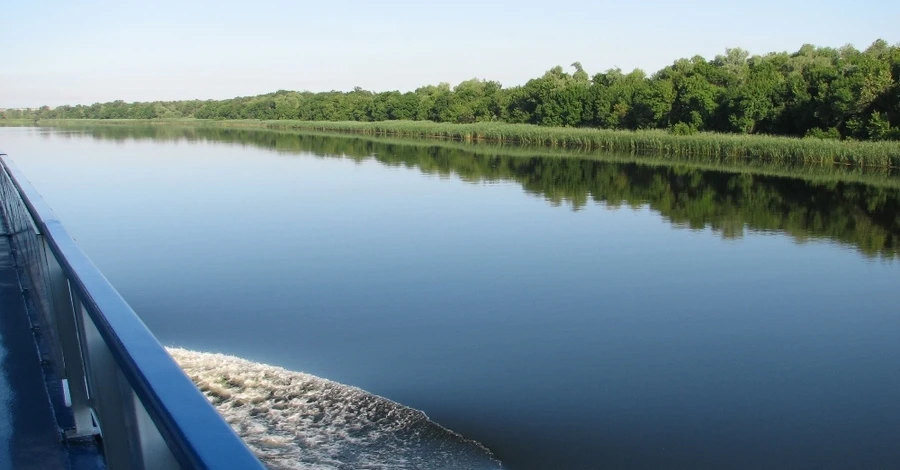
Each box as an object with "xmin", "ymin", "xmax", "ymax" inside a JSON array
[
  {"xmin": 0, "ymin": 151, "xmax": 264, "ymax": 469},
  {"xmin": 0, "ymin": 228, "xmax": 105, "ymax": 469}
]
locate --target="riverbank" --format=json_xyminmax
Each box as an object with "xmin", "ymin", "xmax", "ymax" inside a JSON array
[
  {"xmin": 36, "ymin": 121, "xmax": 897, "ymax": 190},
  {"xmin": 21, "ymin": 118, "xmax": 900, "ymax": 168},
  {"xmin": 0, "ymin": 119, "xmax": 37, "ymax": 126}
]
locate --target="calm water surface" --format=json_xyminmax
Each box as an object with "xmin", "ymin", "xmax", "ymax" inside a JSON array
[{"xmin": 1, "ymin": 126, "xmax": 899, "ymax": 469}]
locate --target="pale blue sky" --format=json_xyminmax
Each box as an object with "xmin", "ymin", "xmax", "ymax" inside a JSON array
[{"xmin": 2, "ymin": 0, "xmax": 898, "ymax": 108}]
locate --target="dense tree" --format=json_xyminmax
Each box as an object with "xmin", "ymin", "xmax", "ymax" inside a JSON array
[{"xmin": 5, "ymin": 40, "xmax": 899, "ymax": 141}]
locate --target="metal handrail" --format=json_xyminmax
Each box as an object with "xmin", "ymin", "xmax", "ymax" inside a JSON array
[{"xmin": 0, "ymin": 152, "xmax": 264, "ymax": 469}]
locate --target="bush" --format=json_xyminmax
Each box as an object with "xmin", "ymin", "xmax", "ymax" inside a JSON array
[
  {"xmin": 670, "ymin": 122, "xmax": 698, "ymax": 136},
  {"xmin": 805, "ymin": 127, "xmax": 841, "ymax": 140}
]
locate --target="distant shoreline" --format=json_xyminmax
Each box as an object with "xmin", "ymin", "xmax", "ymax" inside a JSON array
[
  {"xmin": 9, "ymin": 118, "xmax": 900, "ymax": 169},
  {"xmin": 5, "ymin": 119, "xmax": 897, "ymax": 190}
]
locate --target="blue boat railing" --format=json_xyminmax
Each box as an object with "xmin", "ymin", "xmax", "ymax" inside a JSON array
[{"xmin": 0, "ymin": 152, "xmax": 265, "ymax": 470}]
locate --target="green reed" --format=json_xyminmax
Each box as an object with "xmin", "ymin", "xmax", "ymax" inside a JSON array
[
  {"xmin": 29, "ymin": 118, "xmax": 900, "ymax": 168},
  {"xmin": 264, "ymin": 120, "xmax": 900, "ymax": 168}
]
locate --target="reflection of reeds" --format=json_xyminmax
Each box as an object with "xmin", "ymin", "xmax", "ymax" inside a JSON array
[
  {"xmin": 263, "ymin": 120, "xmax": 900, "ymax": 168},
  {"xmin": 269, "ymin": 129, "xmax": 900, "ymax": 188},
  {"xmin": 34, "ymin": 118, "xmax": 900, "ymax": 168},
  {"xmin": 34, "ymin": 121, "xmax": 900, "ymax": 259},
  {"xmin": 35, "ymin": 119, "xmax": 900, "ymax": 188}
]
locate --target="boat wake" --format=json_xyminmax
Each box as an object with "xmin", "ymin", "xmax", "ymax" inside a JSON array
[{"xmin": 168, "ymin": 348, "xmax": 502, "ymax": 470}]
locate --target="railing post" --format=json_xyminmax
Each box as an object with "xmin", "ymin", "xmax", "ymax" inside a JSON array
[
  {"xmin": 76, "ymin": 299, "xmax": 144, "ymax": 469},
  {"xmin": 133, "ymin": 393, "xmax": 180, "ymax": 470},
  {"xmin": 41, "ymin": 237, "xmax": 97, "ymax": 438}
]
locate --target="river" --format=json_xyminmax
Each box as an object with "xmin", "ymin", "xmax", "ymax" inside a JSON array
[{"xmin": 1, "ymin": 125, "xmax": 898, "ymax": 469}]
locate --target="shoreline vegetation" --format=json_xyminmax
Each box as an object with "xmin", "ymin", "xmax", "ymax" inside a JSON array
[
  {"xmin": 23, "ymin": 119, "xmax": 900, "ymax": 189},
  {"xmin": 21, "ymin": 118, "xmax": 900, "ymax": 168}
]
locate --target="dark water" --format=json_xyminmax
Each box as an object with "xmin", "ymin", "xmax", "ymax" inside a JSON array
[{"xmin": 2, "ymin": 126, "xmax": 899, "ymax": 469}]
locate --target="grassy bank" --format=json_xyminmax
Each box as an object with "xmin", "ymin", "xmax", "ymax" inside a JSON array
[
  {"xmin": 266, "ymin": 121, "xmax": 900, "ymax": 168},
  {"xmin": 283, "ymin": 130, "xmax": 900, "ymax": 189},
  {"xmin": 32, "ymin": 119, "xmax": 900, "ymax": 188},
  {"xmin": 0, "ymin": 119, "xmax": 38, "ymax": 126},
  {"xmin": 27, "ymin": 118, "xmax": 900, "ymax": 168}
]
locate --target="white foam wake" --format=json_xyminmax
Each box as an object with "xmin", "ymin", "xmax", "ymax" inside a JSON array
[{"xmin": 167, "ymin": 348, "xmax": 502, "ymax": 470}]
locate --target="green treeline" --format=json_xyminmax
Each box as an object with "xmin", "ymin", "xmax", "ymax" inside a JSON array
[
  {"xmin": 5, "ymin": 40, "xmax": 900, "ymax": 142},
  {"xmin": 63, "ymin": 124, "xmax": 900, "ymax": 258}
]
